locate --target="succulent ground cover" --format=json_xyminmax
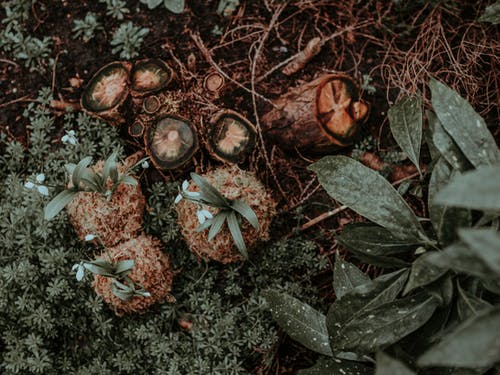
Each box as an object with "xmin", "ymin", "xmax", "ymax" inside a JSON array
[{"xmin": 1, "ymin": 1, "xmax": 499, "ymax": 374}]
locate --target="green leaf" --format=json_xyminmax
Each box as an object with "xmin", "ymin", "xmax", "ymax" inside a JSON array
[
  {"xmin": 72, "ymin": 156, "xmax": 93, "ymax": 189},
  {"xmin": 388, "ymin": 93, "xmax": 422, "ymax": 175},
  {"xmin": 479, "ymin": 1, "xmax": 500, "ymax": 24},
  {"xmin": 208, "ymin": 212, "xmax": 227, "ymax": 241},
  {"xmin": 141, "ymin": 0, "xmax": 162, "ymax": 9},
  {"xmin": 297, "ymin": 356, "xmax": 373, "ymax": 375},
  {"xmin": 164, "ymin": 0, "xmax": 184, "ymax": 13},
  {"xmin": 195, "ymin": 219, "xmax": 213, "ymax": 232},
  {"xmin": 458, "ymin": 229, "xmax": 500, "ymax": 275},
  {"xmin": 375, "ymin": 352, "xmax": 416, "ymax": 375},
  {"xmin": 227, "ymin": 211, "xmax": 247, "ymax": 258},
  {"xmin": 456, "ymin": 282, "xmax": 492, "ymax": 322},
  {"xmin": 102, "ymin": 151, "xmax": 118, "ymax": 184},
  {"xmin": 333, "ymin": 254, "xmax": 371, "ymax": 299},
  {"xmin": 336, "ymin": 292, "xmax": 439, "ymax": 352},
  {"xmin": 119, "ymin": 175, "xmax": 138, "ymax": 186},
  {"xmin": 263, "ymin": 290, "xmax": 333, "ymax": 356},
  {"xmin": 418, "ymin": 305, "xmax": 500, "ymax": 368},
  {"xmin": 427, "ymin": 110, "xmax": 470, "ymax": 171},
  {"xmin": 429, "ymin": 78, "xmax": 499, "ymax": 168},
  {"xmin": 190, "ymin": 173, "xmax": 229, "ymax": 207},
  {"xmin": 327, "ymin": 269, "xmax": 409, "ymax": 349},
  {"xmin": 231, "ymin": 200, "xmax": 259, "ymax": 230},
  {"xmin": 44, "ymin": 189, "xmax": 78, "ymax": 220},
  {"xmin": 80, "ymin": 169, "xmax": 102, "ymax": 192},
  {"xmin": 428, "ymin": 158, "xmax": 471, "ymax": 245},
  {"xmin": 82, "ymin": 263, "xmax": 115, "ymax": 277},
  {"xmin": 403, "ymin": 253, "xmax": 448, "ymax": 295},
  {"xmin": 115, "ymin": 259, "xmax": 135, "ymax": 274},
  {"xmin": 310, "ymin": 156, "xmax": 425, "ymax": 241}
]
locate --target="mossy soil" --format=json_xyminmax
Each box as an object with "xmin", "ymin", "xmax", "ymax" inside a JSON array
[{"xmin": 0, "ymin": 1, "xmax": 498, "ymax": 373}]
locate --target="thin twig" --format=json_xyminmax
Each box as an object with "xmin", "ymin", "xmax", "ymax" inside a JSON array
[
  {"xmin": 299, "ymin": 205, "xmax": 348, "ymax": 232},
  {"xmin": 0, "ymin": 95, "xmax": 34, "ymax": 108}
]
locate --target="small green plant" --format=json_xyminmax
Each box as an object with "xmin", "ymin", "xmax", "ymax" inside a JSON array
[
  {"xmin": 44, "ymin": 152, "xmax": 141, "ymax": 220},
  {"xmin": 217, "ymin": 0, "xmax": 240, "ymax": 16},
  {"xmin": 360, "ymin": 73, "xmax": 377, "ymax": 94},
  {"xmin": 265, "ymin": 78, "xmax": 500, "ymax": 373},
  {"xmin": 110, "ymin": 22, "xmax": 149, "ymax": 59},
  {"xmin": 175, "ymin": 173, "xmax": 259, "ymax": 258},
  {"xmin": 72, "ymin": 12, "xmax": 103, "ymax": 43},
  {"xmin": 99, "ymin": 0, "xmax": 129, "ymax": 20},
  {"xmin": 139, "ymin": 0, "xmax": 185, "ymax": 13}
]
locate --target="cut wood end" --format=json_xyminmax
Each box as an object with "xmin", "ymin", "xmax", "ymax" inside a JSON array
[
  {"xmin": 204, "ymin": 72, "xmax": 225, "ymax": 93},
  {"xmin": 131, "ymin": 59, "xmax": 172, "ymax": 94}
]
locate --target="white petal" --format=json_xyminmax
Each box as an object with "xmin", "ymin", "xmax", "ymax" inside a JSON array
[
  {"xmin": 185, "ymin": 191, "xmax": 200, "ymax": 198},
  {"xmin": 71, "ymin": 263, "xmax": 79, "ymax": 271},
  {"xmin": 197, "ymin": 211, "xmax": 206, "ymax": 224},
  {"xmin": 61, "ymin": 135, "xmax": 68, "ymax": 143},
  {"xmin": 36, "ymin": 173, "xmax": 45, "ymax": 183},
  {"xmin": 174, "ymin": 193, "xmax": 183, "ymax": 204},
  {"xmin": 141, "ymin": 161, "xmax": 149, "ymax": 169},
  {"xmin": 200, "ymin": 209, "xmax": 213, "ymax": 219},
  {"xmin": 143, "ymin": 292, "xmax": 151, "ymax": 297},
  {"xmin": 68, "ymin": 130, "xmax": 75, "ymax": 136},
  {"xmin": 84, "ymin": 234, "xmax": 95, "ymax": 241},
  {"xmin": 37, "ymin": 185, "xmax": 49, "ymax": 196},
  {"xmin": 69, "ymin": 137, "xmax": 77, "ymax": 145},
  {"xmin": 76, "ymin": 266, "xmax": 85, "ymax": 281},
  {"xmin": 182, "ymin": 180, "xmax": 189, "ymax": 191},
  {"xmin": 24, "ymin": 181, "xmax": 35, "ymax": 189}
]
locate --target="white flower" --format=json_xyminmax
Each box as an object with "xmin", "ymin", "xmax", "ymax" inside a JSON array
[
  {"xmin": 36, "ymin": 173, "xmax": 45, "ymax": 183},
  {"xmin": 84, "ymin": 234, "xmax": 95, "ymax": 241},
  {"xmin": 196, "ymin": 209, "xmax": 213, "ymax": 224},
  {"xmin": 24, "ymin": 181, "xmax": 35, "ymax": 189},
  {"xmin": 181, "ymin": 180, "xmax": 200, "ymax": 198},
  {"xmin": 24, "ymin": 174, "xmax": 49, "ymax": 196},
  {"xmin": 174, "ymin": 193, "xmax": 183, "ymax": 204},
  {"xmin": 37, "ymin": 185, "xmax": 49, "ymax": 196},
  {"xmin": 62, "ymin": 130, "xmax": 78, "ymax": 145},
  {"xmin": 141, "ymin": 160, "xmax": 149, "ymax": 169}
]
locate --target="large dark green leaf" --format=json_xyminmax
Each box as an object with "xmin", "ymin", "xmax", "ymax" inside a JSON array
[
  {"xmin": 458, "ymin": 229, "xmax": 500, "ymax": 275},
  {"xmin": 426, "ymin": 110, "xmax": 470, "ymax": 171},
  {"xmin": 434, "ymin": 165, "xmax": 500, "ymax": 211},
  {"xmin": 298, "ymin": 356, "xmax": 374, "ymax": 375},
  {"xmin": 388, "ymin": 93, "xmax": 422, "ymax": 174},
  {"xmin": 336, "ymin": 292, "xmax": 439, "ymax": 352},
  {"xmin": 327, "ymin": 270, "xmax": 409, "ymax": 349},
  {"xmin": 310, "ymin": 156, "xmax": 425, "ymax": 241},
  {"xmin": 429, "ymin": 78, "xmax": 499, "ymax": 168},
  {"xmin": 428, "ymin": 158, "xmax": 471, "ymax": 245},
  {"xmin": 44, "ymin": 189, "xmax": 78, "ymax": 221},
  {"xmin": 403, "ymin": 253, "xmax": 448, "ymax": 295},
  {"xmin": 333, "ymin": 254, "xmax": 371, "ymax": 299},
  {"xmin": 456, "ymin": 282, "xmax": 492, "ymax": 322},
  {"xmin": 375, "ymin": 352, "xmax": 415, "ymax": 375},
  {"xmin": 418, "ymin": 305, "xmax": 500, "ymax": 368},
  {"xmin": 263, "ymin": 290, "xmax": 333, "ymax": 356},
  {"xmin": 479, "ymin": 1, "xmax": 500, "ymax": 24}
]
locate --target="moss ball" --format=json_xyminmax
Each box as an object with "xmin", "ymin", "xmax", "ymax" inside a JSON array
[
  {"xmin": 65, "ymin": 160, "xmax": 145, "ymax": 247},
  {"xmin": 93, "ymin": 234, "xmax": 174, "ymax": 316},
  {"xmin": 176, "ymin": 165, "xmax": 277, "ymax": 263}
]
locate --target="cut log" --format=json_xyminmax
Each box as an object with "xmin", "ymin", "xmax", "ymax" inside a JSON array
[
  {"xmin": 128, "ymin": 120, "xmax": 145, "ymax": 138},
  {"xmin": 81, "ymin": 61, "xmax": 131, "ymax": 126},
  {"xmin": 130, "ymin": 59, "xmax": 174, "ymax": 97},
  {"xmin": 207, "ymin": 110, "xmax": 257, "ymax": 164},
  {"xmin": 262, "ymin": 73, "xmax": 369, "ymax": 155},
  {"xmin": 145, "ymin": 115, "xmax": 198, "ymax": 170}
]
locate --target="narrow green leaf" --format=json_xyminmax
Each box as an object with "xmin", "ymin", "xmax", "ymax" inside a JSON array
[
  {"xmin": 82, "ymin": 263, "xmax": 115, "ymax": 277},
  {"xmin": 327, "ymin": 269, "xmax": 409, "ymax": 350},
  {"xmin": 190, "ymin": 173, "xmax": 229, "ymax": 207},
  {"xmin": 44, "ymin": 190, "xmax": 78, "ymax": 220},
  {"xmin": 263, "ymin": 290, "xmax": 333, "ymax": 356},
  {"xmin": 333, "ymin": 254, "xmax": 371, "ymax": 299},
  {"xmin": 310, "ymin": 156, "xmax": 425, "ymax": 241},
  {"xmin": 418, "ymin": 305, "xmax": 500, "ymax": 368},
  {"xmin": 227, "ymin": 211, "xmax": 247, "ymax": 258},
  {"xmin": 434, "ymin": 165, "xmax": 500, "ymax": 211},
  {"xmin": 231, "ymin": 200, "xmax": 259, "ymax": 230},
  {"xmin": 80, "ymin": 169, "xmax": 102, "ymax": 192},
  {"xmin": 456, "ymin": 282, "xmax": 492, "ymax": 322},
  {"xmin": 375, "ymin": 352, "xmax": 416, "ymax": 375},
  {"xmin": 403, "ymin": 253, "xmax": 448, "ymax": 295},
  {"xmin": 208, "ymin": 212, "xmax": 227, "ymax": 241},
  {"xmin": 65, "ymin": 163, "xmax": 76, "ymax": 175},
  {"xmin": 429, "ymin": 78, "xmax": 499, "ymax": 168},
  {"xmin": 479, "ymin": 1, "xmax": 500, "ymax": 24},
  {"xmin": 115, "ymin": 259, "xmax": 135, "ymax": 274},
  {"xmin": 72, "ymin": 156, "xmax": 93, "ymax": 189},
  {"xmin": 388, "ymin": 93, "xmax": 422, "ymax": 174},
  {"xmin": 102, "ymin": 151, "xmax": 118, "ymax": 183},
  {"xmin": 195, "ymin": 219, "xmax": 213, "ymax": 233},
  {"xmin": 119, "ymin": 175, "xmax": 138, "ymax": 186},
  {"xmin": 427, "ymin": 110, "xmax": 471, "ymax": 171},
  {"xmin": 298, "ymin": 357, "xmax": 373, "ymax": 375},
  {"xmin": 428, "ymin": 158, "xmax": 471, "ymax": 245},
  {"xmin": 458, "ymin": 229, "xmax": 500, "ymax": 275},
  {"xmin": 337, "ymin": 293, "xmax": 439, "ymax": 352}
]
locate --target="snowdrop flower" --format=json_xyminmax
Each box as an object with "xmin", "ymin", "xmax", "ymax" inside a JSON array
[
  {"xmin": 72, "ymin": 263, "xmax": 85, "ymax": 281},
  {"xmin": 84, "ymin": 234, "xmax": 95, "ymax": 241},
  {"xmin": 24, "ymin": 173, "xmax": 49, "ymax": 196},
  {"xmin": 196, "ymin": 209, "xmax": 213, "ymax": 224},
  {"xmin": 175, "ymin": 180, "xmax": 201, "ymax": 204},
  {"xmin": 141, "ymin": 160, "xmax": 149, "ymax": 169},
  {"xmin": 62, "ymin": 130, "xmax": 78, "ymax": 145}
]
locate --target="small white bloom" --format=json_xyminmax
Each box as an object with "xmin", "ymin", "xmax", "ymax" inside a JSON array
[
  {"xmin": 182, "ymin": 180, "xmax": 189, "ymax": 191},
  {"xmin": 196, "ymin": 209, "xmax": 213, "ymax": 224},
  {"xmin": 143, "ymin": 292, "xmax": 151, "ymax": 297},
  {"xmin": 141, "ymin": 160, "xmax": 149, "ymax": 169},
  {"xmin": 37, "ymin": 185, "xmax": 49, "ymax": 196},
  {"xmin": 174, "ymin": 193, "xmax": 183, "ymax": 204},
  {"xmin": 76, "ymin": 266, "xmax": 85, "ymax": 281},
  {"xmin": 24, "ymin": 181, "xmax": 35, "ymax": 189},
  {"xmin": 36, "ymin": 173, "xmax": 45, "ymax": 183},
  {"xmin": 84, "ymin": 234, "xmax": 95, "ymax": 241},
  {"xmin": 62, "ymin": 130, "xmax": 78, "ymax": 145}
]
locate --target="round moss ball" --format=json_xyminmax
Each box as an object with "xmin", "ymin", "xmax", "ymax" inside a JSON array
[
  {"xmin": 93, "ymin": 234, "xmax": 174, "ymax": 316},
  {"xmin": 176, "ymin": 165, "xmax": 277, "ymax": 263},
  {"xmin": 65, "ymin": 160, "xmax": 145, "ymax": 247}
]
